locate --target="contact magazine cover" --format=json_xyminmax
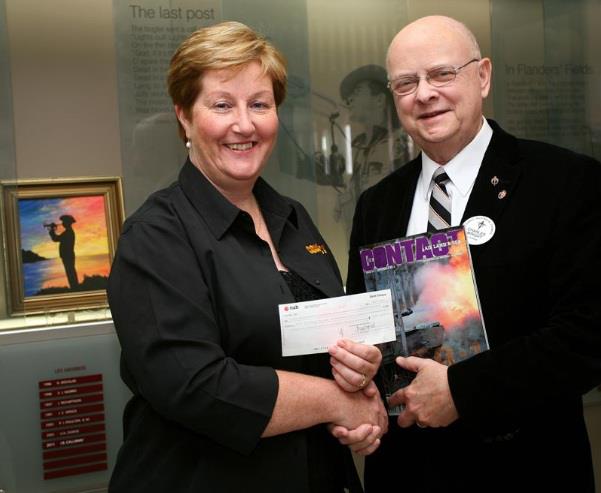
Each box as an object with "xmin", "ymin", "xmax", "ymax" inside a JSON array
[{"xmin": 359, "ymin": 226, "xmax": 489, "ymax": 414}]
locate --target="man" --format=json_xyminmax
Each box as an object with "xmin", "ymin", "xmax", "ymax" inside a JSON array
[
  {"xmin": 334, "ymin": 65, "xmax": 412, "ymax": 236},
  {"xmin": 48, "ymin": 214, "xmax": 79, "ymax": 290},
  {"xmin": 346, "ymin": 16, "xmax": 601, "ymax": 492}
]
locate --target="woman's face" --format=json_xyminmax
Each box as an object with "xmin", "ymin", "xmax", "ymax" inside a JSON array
[{"xmin": 176, "ymin": 62, "xmax": 279, "ymax": 193}]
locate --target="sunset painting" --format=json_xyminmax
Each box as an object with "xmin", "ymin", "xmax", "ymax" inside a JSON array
[{"xmin": 18, "ymin": 195, "xmax": 111, "ymax": 296}]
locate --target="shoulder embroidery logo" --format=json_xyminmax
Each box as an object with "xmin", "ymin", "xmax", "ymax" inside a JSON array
[{"xmin": 305, "ymin": 243, "xmax": 327, "ymax": 255}]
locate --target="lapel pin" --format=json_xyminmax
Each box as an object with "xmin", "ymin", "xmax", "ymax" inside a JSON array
[
  {"xmin": 491, "ymin": 176, "xmax": 499, "ymax": 186},
  {"xmin": 306, "ymin": 243, "xmax": 328, "ymax": 255},
  {"xmin": 498, "ymin": 190, "xmax": 507, "ymax": 199}
]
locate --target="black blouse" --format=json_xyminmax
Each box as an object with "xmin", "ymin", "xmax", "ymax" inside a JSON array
[{"xmin": 108, "ymin": 160, "xmax": 361, "ymax": 493}]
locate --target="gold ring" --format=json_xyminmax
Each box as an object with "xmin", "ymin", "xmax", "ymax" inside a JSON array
[{"xmin": 358, "ymin": 373, "xmax": 367, "ymax": 388}]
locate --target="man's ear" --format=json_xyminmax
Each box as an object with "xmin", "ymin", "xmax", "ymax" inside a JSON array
[{"xmin": 478, "ymin": 58, "xmax": 492, "ymax": 99}]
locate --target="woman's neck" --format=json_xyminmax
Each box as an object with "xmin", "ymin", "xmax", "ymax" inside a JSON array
[{"xmin": 190, "ymin": 159, "xmax": 257, "ymax": 212}]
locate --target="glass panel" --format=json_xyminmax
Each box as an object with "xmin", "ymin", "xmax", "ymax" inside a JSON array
[
  {"xmin": 303, "ymin": 0, "xmax": 414, "ymax": 280},
  {"xmin": 113, "ymin": 0, "xmax": 223, "ymax": 214},
  {"xmin": 114, "ymin": 0, "xmax": 414, "ymax": 284},
  {"xmin": 491, "ymin": 0, "xmax": 601, "ymax": 160},
  {"xmin": 543, "ymin": 0, "xmax": 601, "ymax": 159}
]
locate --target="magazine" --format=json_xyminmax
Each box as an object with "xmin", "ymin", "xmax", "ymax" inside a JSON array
[{"xmin": 360, "ymin": 226, "xmax": 489, "ymax": 414}]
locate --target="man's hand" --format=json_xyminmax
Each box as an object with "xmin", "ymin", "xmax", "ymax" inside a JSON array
[{"xmin": 388, "ymin": 356, "xmax": 459, "ymax": 428}]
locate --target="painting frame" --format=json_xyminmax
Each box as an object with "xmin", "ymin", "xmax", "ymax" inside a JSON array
[{"xmin": 1, "ymin": 177, "xmax": 125, "ymax": 315}]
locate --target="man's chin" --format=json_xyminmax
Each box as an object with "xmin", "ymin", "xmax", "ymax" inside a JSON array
[{"xmin": 417, "ymin": 128, "xmax": 454, "ymax": 145}]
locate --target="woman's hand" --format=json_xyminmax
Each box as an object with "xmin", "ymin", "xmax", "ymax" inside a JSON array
[
  {"xmin": 329, "ymin": 339, "xmax": 382, "ymax": 394},
  {"xmin": 328, "ymin": 381, "xmax": 389, "ymax": 455},
  {"xmin": 329, "ymin": 423, "xmax": 382, "ymax": 456}
]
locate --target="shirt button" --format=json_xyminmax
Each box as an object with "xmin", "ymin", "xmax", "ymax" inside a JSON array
[{"xmin": 314, "ymin": 279, "xmax": 321, "ymax": 285}]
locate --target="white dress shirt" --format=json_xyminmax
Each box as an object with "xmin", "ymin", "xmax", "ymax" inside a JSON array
[{"xmin": 406, "ymin": 118, "xmax": 493, "ymax": 236}]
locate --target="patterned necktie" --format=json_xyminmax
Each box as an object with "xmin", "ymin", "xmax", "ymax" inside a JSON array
[{"xmin": 427, "ymin": 167, "xmax": 452, "ymax": 232}]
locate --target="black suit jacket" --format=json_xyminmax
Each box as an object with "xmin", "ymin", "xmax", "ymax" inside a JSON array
[{"xmin": 347, "ymin": 121, "xmax": 601, "ymax": 492}]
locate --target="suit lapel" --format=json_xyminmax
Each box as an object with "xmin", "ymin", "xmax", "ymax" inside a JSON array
[
  {"xmin": 462, "ymin": 152, "xmax": 521, "ymax": 224},
  {"xmin": 462, "ymin": 121, "xmax": 522, "ymax": 255},
  {"xmin": 386, "ymin": 157, "xmax": 421, "ymax": 240}
]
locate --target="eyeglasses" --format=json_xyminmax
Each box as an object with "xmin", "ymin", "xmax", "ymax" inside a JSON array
[{"xmin": 387, "ymin": 58, "xmax": 480, "ymax": 96}]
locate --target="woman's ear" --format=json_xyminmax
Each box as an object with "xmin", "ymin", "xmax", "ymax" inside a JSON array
[{"xmin": 174, "ymin": 105, "xmax": 191, "ymax": 137}]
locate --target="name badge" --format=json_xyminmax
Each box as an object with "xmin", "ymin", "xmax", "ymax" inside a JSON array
[{"xmin": 463, "ymin": 216, "xmax": 495, "ymax": 245}]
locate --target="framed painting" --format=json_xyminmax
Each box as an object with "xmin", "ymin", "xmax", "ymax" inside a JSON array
[{"xmin": 1, "ymin": 177, "xmax": 125, "ymax": 315}]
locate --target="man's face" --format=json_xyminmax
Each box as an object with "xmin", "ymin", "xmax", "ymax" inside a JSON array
[{"xmin": 387, "ymin": 19, "xmax": 491, "ymax": 163}]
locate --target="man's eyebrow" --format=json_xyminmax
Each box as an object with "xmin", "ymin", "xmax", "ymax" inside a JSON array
[{"xmin": 391, "ymin": 62, "xmax": 456, "ymax": 78}]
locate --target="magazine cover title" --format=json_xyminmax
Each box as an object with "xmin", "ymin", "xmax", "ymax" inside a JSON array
[{"xmin": 361, "ymin": 229, "xmax": 461, "ymax": 272}]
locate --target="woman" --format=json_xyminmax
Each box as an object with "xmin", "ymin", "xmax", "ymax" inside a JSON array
[{"xmin": 108, "ymin": 21, "xmax": 386, "ymax": 493}]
